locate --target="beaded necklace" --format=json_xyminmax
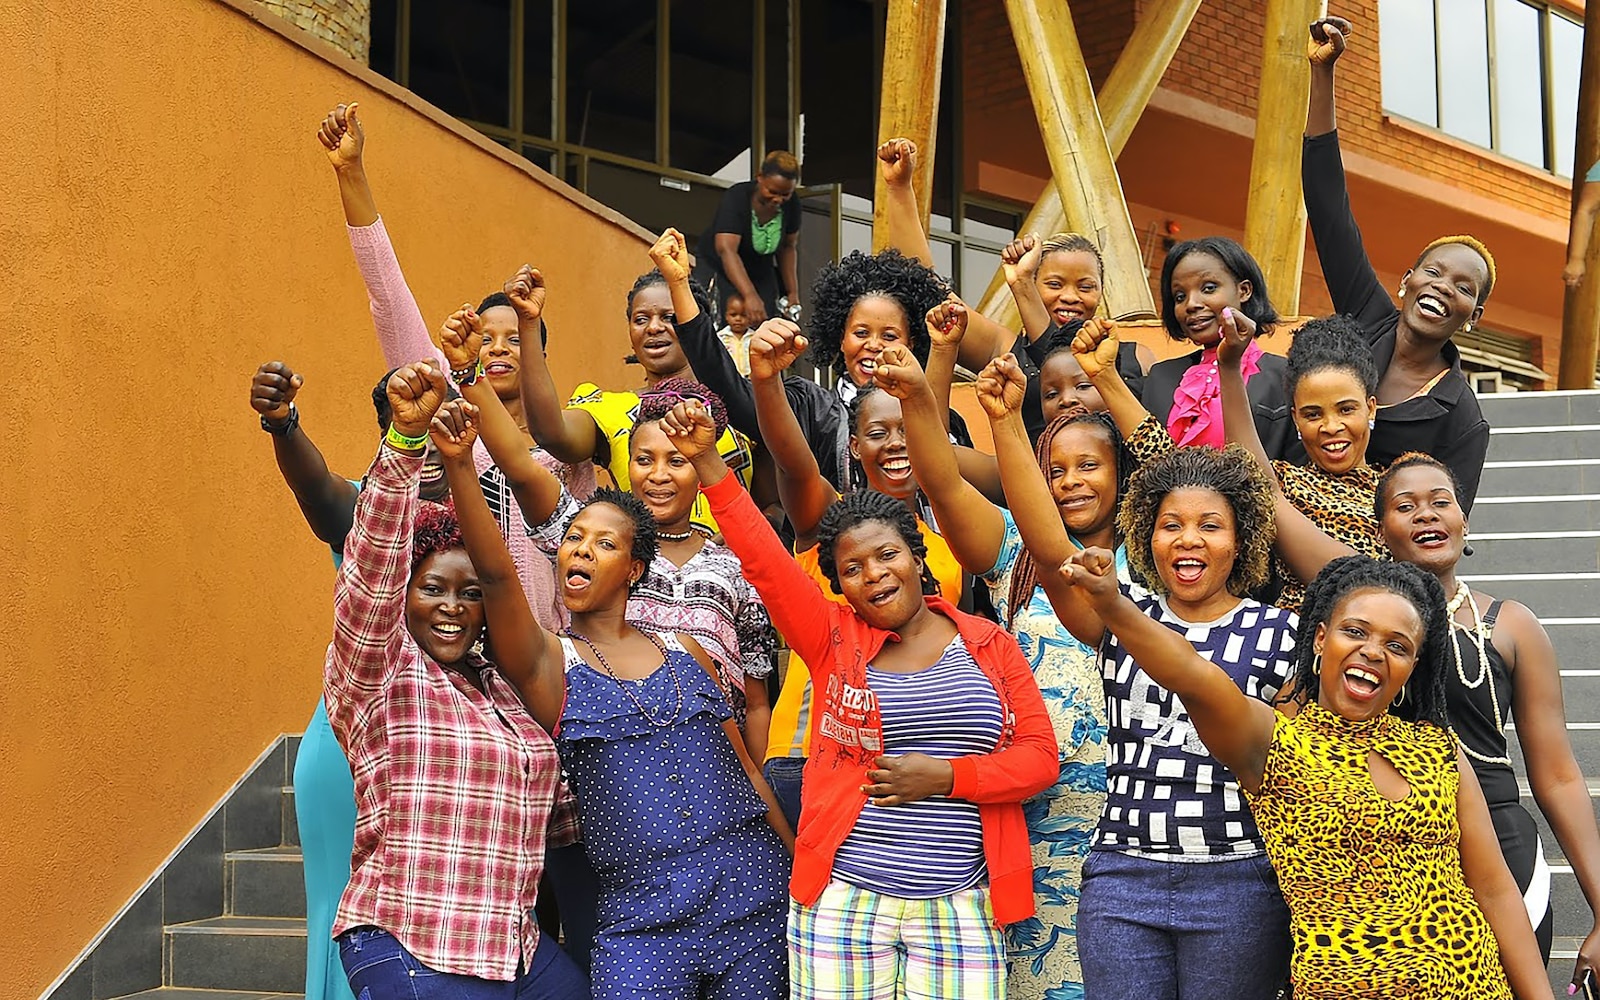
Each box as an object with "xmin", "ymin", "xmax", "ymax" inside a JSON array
[
  {"xmin": 1446, "ymin": 580, "xmax": 1511, "ymax": 766},
  {"xmin": 563, "ymin": 628, "xmax": 685, "ymax": 728}
]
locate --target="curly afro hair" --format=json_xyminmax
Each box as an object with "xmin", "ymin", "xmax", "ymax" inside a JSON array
[
  {"xmin": 806, "ymin": 249, "xmax": 950, "ymax": 376},
  {"xmin": 814, "ymin": 489, "xmax": 937, "ymax": 600},
  {"xmin": 1285, "ymin": 315, "xmax": 1378, "ymax": 402},
  {"xmin": 1374, "ymin": 452, "xmax": 1464, "ymax": 522},
  {"xmin": 1117, "ymin": 444, "xmax": 1276, "ymax": 598},
  {"xmin": 1288, "ymin": 555, "xmax": 1450, "ymax": 728},
  {"xmin": 1159, "ymin": 237, "xmax": 1280, "ymax": 342},
  {"xmin": 565, "ymin": 487, "xmax": 659, "ymax": 590},
  {"xmin": 633, "ymin": 377, "xmax": 729, "ymax": 440},
  {"xmin": 626, "ymin": 268, "xmax": 716, "ymax": 322},
  {"xmin": 1004, "ymin": 411, "xmax": 1131, "ymax": 629},
  {"xmin": 411, "ymin": 500, "xmax": 464, "ymax": 573}
]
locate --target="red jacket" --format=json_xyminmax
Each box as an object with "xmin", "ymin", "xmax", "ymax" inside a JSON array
[{"xmin": 704, "ymin": 474, "xmax": 1059, "ymax": 924}]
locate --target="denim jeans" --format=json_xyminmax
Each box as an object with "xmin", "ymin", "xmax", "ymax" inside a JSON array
[
  {"xmin": 761, "ymin": 756, "xmax": 805, "ymax": 832},
  {"xmin": 1077, "ymin": 850, "xmax": 1291, "ymax": 1000},
  {"xmin": 338, "ymin": 926, "xmax": 590, "ymax": 1000},
  {"xmin": 544, "ymin": 842, "xmax": 600, "ymax": 974}
]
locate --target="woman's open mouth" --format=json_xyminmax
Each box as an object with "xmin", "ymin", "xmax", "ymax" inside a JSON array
[
  {"xmin": 1414, "ymin": 294, "xmax": 1449, "ymax": 320},
  {"xmin": 1172, "ymin": 558, "xmax": 1206, "ymax": 585},
  {"xmin": 1342, "ymin": 665, "xmax": 1383, "ymax": 700},
  {"xmin": 879, "ymin": 455, "xmax": 912, "ymax": 481},
  {"xmin": 1410, "ymin": 529, "xmax": 1449, "ymax": 549}
]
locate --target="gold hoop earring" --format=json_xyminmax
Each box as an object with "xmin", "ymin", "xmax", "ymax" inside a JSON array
[{"xmin": 1394, "ymin": 684, "xmax": 1408, "ymax": 707}]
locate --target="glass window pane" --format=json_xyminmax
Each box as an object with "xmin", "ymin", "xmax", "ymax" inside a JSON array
[
  {"xmin": 522, "ymin": 145, "xmax": 555, "ymax": 174},
  {"xmin": 1491, "ymin": 0, "xmax": 1546, "ymax": 167},
  {"xmin": 764, "ymin": 0, "xmax": 794, "ymax": 161},
  {"xmin": 1549, "ymin": 11, "xmax": 1584, "ymax": 177},
  {"xmin": 929, "ymin": 238, "xmax": 954, "ymax": 281},
  {"xmin": 1438, "ymin": 1, "xmax": 1492, "ymax": 147},
  {"xmin": 585, "ymin": 160, "xmax": 727, "ymax": 238},
  {"xmin": 566, "ymin": 1, "xmax": 656, "ymax": 161},
  {"xmin": 962, "ymin": 203, "xmax": 1018, "ymax": 244},
  {"xmin": 370, "ymin": 0, "xmax": 399, "ymax": 78},
  {"xmin": 408, "ymin": 0, "xmax": 512, "ymax": 128},
  {"xmin": 960, "ymin": 244, "xmax": 1002, "ymax": 301},
  {"xmin": 521, "ymin": 0, "xmax": 555, "ymax": 138},
  {"xmin": 842, "ymin": 217, "xmax": 873, "ymax": 259},
  {"xmin": 670, "ymin": 0, "xmax": 753, "ymax": 174},
  {"xmin": 1379, "ymin": 0, "xmax": 1439, "ymax": 126}
]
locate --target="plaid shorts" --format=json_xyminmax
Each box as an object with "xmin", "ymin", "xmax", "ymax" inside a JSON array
[{"xmin": 788, "ymin": 879, "xmax": 1005, "ymax": 1000}]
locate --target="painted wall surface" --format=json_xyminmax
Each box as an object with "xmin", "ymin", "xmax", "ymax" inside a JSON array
[{"xmin": 1, "ymin": 2, "xmax": 654, "ymax": 994}]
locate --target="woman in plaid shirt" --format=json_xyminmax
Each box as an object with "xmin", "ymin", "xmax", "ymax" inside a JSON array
[{"xmin": 324, "ymin": 362, "xmax": 590, "ymax": 999}]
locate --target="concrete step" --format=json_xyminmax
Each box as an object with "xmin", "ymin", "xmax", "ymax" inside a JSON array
[
  {"xmin": 1479, "ymin": 459, "xmax": 1600, "ymax": 498},
  {"xmin": 1546, "ymin": 622, "xmax": 1600, "ymax": 669},
  {"xmin": 1466, "ymin": 495, "xmax": 1600, "ymax": 533},
  {"xmin": 109, "ymin": 991, "xmax": 303, "ymax": 1000},
  {"xmin": 1465, "ymin": 533, "xmax": 1600, "ymax": 575},
  {"xmin": 1510, "ymin": 727, "xmax": 1600, "ymax": 781},
  {"xmin": 1476, "ymin": 390, "xmax": 1600, "ymax": 429},
  {"xmin": 164, "ymin": 917, "xmax": 306, "ymax": 994},
  {"xmin": 226, "ymin": 846, "xmax": 305, "ymax": 918},
  {"xmin": 1485, "ymin": 424, "xmax": 1600, "ymax": 461},
  {"xmin": 1456, "ymin": 574, "xmax": 1600, "ymax": 619},
  {"xmin": 281, "ymin": 786, "xmax": 298, "ymax": 849}
]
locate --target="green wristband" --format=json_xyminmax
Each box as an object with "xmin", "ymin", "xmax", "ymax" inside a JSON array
[{"xmin": 385, "ymin": 424, "xmax": 429, "ymax": 451}]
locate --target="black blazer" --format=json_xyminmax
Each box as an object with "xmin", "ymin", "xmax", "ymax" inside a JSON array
[{"xmin": 1142, "ymin": 350, "xmax": 1305, "ymax": 465}]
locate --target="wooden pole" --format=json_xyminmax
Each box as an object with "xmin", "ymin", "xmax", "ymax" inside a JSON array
[
  {"xmin": 1558, "ymin": 8, "xmax": 1600, "ymax": 389},
  {"xmin": 872, "ymin": 0, "xmax": 946, "ymax": 249},
  {"xmin": 1241, "ymin": 0, "xmax": 1320, "ymax": 316},
  {"xmin": 1002, "ymin": 0, "xmax": 1155, "ymax": 319},
  {"xmin": 978, "ymin": 0, "xmax": 1201, "ymax": 327}
]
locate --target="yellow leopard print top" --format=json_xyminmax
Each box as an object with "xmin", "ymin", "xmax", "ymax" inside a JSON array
[
  {"xmin": 1271, "ymin": 461, "xmax": 1385, "ymax": 614},
  {"xmin": 1245, "ymin": 702, "xmax": 1511, "ymax": 999}
]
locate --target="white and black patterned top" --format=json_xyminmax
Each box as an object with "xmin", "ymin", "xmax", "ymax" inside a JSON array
[{"xmin": 1096, "ymin": 584, "xmax": 1298, "ymax": 860}]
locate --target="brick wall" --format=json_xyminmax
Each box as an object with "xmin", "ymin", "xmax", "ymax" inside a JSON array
[{"xmin": 254, "ymin": 0, "xmax": 371, "ymax": 62}]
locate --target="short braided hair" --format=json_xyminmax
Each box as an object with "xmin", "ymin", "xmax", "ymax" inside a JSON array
[
  {"xmin": 626, "ymin": 268, "xmax": 716, "ymax": 321},
  {"xmin": 1117, "ymin": 445, "xmax": 1276, "ymax": 597},
  {"xmin": 1040, "ymin": 232, "xmax": 1104, "ymax": 280},
  {"xmin": 815, "ymin": 490, "xmax": 937, "ymax": 599},
  {"xmin": 1289, "ymin": 555, "xmax": 1451, "ymax": 727}
]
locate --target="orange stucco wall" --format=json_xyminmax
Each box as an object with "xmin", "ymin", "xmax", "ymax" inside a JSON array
[{"xmin": 2, "ymin": 2, "xmax": 654, "ymax": 994}]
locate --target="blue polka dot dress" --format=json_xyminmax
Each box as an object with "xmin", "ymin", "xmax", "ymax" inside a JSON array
[{"xmin": 557, "ymin": 634, "xmax": 789, "ymax": 1000}]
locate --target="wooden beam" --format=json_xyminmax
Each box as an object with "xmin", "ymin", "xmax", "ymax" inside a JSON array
[
  {"xmin": 1241, "ymin": 0, "xmax": 1319, "ymax": 316},
  {"xmin": 1559, "ymin": 7, "xmax": 1600, "ymax": 389},
  {"xmin": 872, "ymin": 0, "xmax": 946, "ymax": 249},
  {"xmin": 978, "ymin": 0, "xmax": 1201, "ymax": 327},
  {"xmin": 1002, "ymin": 0, "xmax": 1155, "ymax": 319}
]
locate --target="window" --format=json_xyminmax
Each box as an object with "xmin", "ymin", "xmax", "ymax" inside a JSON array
[{"xmin": 1379, "ymin": 0, "xmax": 1583, "ymax": 174}]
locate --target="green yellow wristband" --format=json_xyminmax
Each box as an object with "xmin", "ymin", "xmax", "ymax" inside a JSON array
[{"xmin": 385, "ymin": 425, "xmax": 429, "ymax": 451}]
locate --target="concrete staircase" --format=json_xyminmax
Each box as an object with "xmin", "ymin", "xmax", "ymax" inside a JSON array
[{"xmin": 1468, "ymin": 390, "xmax": 1600, "ymax": 994}]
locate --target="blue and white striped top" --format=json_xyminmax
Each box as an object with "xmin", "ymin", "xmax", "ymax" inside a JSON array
[{"xmin": 830, "ymin": 637, "xmax": 1004, "ymax": 898}]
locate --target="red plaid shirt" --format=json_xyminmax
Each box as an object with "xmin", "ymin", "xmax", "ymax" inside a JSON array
[{"xmin": 324, "ymin": 444, "xmax": 573, "ymax": 980}]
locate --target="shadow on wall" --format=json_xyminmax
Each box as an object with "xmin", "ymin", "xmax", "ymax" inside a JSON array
[{"xmin": 1, "ymin": 1, "xmax": 656, "ymax": 995}]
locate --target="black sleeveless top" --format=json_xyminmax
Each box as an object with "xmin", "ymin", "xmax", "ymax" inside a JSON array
[{"xmin": 1443, "ymin": 600, "xmax": 1517, "ymax": 806}]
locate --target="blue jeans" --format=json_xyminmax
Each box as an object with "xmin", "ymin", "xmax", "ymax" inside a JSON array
[
  {"xmin": 1077, "ymin": 850, "xmax": 1290, "ymax": 1000},
  {"xmin": 544, "ymin": 842, "xmax": 600, "ymax": 974},
  {"xmin": 338, "ymin": 926, "xmax": 590, "ymax": 1000},
  {"xmin": 761, "ymin": 756, "xmax": 805, "ymax": 832}
]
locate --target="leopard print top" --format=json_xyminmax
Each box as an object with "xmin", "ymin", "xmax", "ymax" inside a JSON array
[
  {"xmin": 1271, "ymin": 460, "xmax": 1385, "ymax": 614},
  {"xmin": 1245, "ymin": 702, "xmax": 1511, "ymax": 999}
]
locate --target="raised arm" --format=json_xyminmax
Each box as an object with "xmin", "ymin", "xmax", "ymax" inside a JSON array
[
  {"xmin": 1302, "ymin": 19, "xmax": 1396, "ymax": 335},
  {"xmin": 506, "ymin": 265, "xmax": 605, "ymax": 466},
  {"xmin": 979, "ymin": 355, "xmax": 1103, "ymax": 645},
  {"xmin": 1075, "ymin": 320, "xmax": 1156, "ymax": 444},
  {"xmin": 660, "ymin": 401, "xmax": 840, "ymax": 671},
  {"xmin": 250, "ymin": 361, "xmax": 359, "ymax": 548},
  {"xmin": 1455, "ymin": 752, "xmax": 1558, "ymax": 1000},
  {"xmin": 1062, "ymin": 548, "xmax": 1276, "ymax": 788},
  {"xmin": 439, "ymin": 305, "xmax": 566, "ymax": 527},
  {"xmin": 319, "ymin": 102, "xmax": 443, "ymax": 370},
  {"xmin": 1216, "ymin": 308, "xmax": 1280, "ymax": 483},
  {"xmin": 748, "ymin": 320, "xmax": 837, "ymax": 541},
  {"xmin": 325, "ymin": 363, "xmax": 447, "ymax": 737},
  {"xmin": 874, "ymin": 345, "xmax": 1005, "ymax": 575},
  {"xmin": 1499, "ymin": 602, "xmax": 1600, "ymax": 988},
  {"xmin": 1002, "ymin": 235, "xmax": 1051, "ymax": 342},
  {"xmin": 922, "ymin": 295, "xmax": 965, "ymax": 426},
  {"xmin": 1565, "ymin": 178, "xmax": 1600, "ymax": 289},
  {"xmin": 431, "ymin": 399, "xmax": 566, "ymax": 730}
]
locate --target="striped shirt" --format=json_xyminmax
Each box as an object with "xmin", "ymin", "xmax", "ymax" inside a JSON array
[{"xmin": 831, "ymin": 637, "xmax": 1004, "ymax": 898}]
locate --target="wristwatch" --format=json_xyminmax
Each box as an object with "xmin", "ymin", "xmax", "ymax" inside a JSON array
[{"xmin": 261, "ymin": 403, "xmax": 300, "ymax": 436}]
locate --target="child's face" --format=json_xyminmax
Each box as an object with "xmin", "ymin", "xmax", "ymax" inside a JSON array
[{"xmin": 726, "ymin": 298, "xmax": 749, "ymax": 336}]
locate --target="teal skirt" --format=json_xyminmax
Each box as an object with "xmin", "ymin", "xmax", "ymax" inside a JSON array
[{"xmin": 294, "ymin": 698, "xmax": 358, "ymax": 1000}]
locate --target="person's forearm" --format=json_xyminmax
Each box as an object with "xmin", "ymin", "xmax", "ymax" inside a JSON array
[
  {"xmin": 1534, "ymin": 772, "xmax": 1600, "ymax": 924},
  {"xmin": 1479, "ymin": 882, "xmax": 1556, "ymax": 999},
  {"xmin": 778, "ymin": 243, "xmax": 800, "ymax": 304},
  {"xmin": 882, "ymin": 182, "xmax": 934, "ymax": 268},
  {"xmin": 443, "ymin": 452, "xmax": 519, "ymax": 587},
  {"xmin": 992, "ymin": 412, "xmax": 1074, "ymax": 570},
  {"xmin": 726, "ymin": 717, "xmax": 795, "ymax": 850},
  {"xmin": 333, "ymin": 164, "xmax": 378, "ymax": 228},
  {"xmin": 664, "ymin": 270, "xmax": 702, "ymax": 325},
  {"xmin": 1089, "ymin": 363, "xmax": 1154, "ymax": 442},
  {"xmin": 1010, "ymin": 278, "xmax": 1051, "ymax": 342},
  {"xmin": 344, "ymin": 218, "xmax": 440, "ymax": 371},
  {"xmin": 719, "ymin": 247, "xmax": 762, "ymax": 302},
  {"xmin": 753, "ymin": 373, "xmax": 822, "ymax": 479},
  {"xmin": 1220, "ymin": 364, "xmax": 1279, "ymax": 487},
  {"xmin": 517, "ymin": 330, "xmax": 600, "ymax": 465},
  {"xmin": 464, "ymin": 380, "xmax": 565, "ymax": 524},
  {"xmin": 924, "ymin": 345, "xmax": 959, "ymax": 430},
  {"xmin": 1307, "ymin": 65, "xmax": 1336, "ymax": 137},
  {"xmin": 1568, "ymin": 200, "xmax": 1599, "ymax": 268},
  {"xmin": 271, "ymin": 426, "xmax": 358, "ymax": 546}
]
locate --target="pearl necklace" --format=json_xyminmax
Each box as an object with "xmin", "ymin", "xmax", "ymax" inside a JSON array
[
  {"xmin": 563, "ymin": 629, "xmax": 685, "ymax": 728},
  {"xmin": 1446, "ymin": 580, "xmax": 1510, "ymax": 766},
  {"xmin": 656, "ymin": 527, "xmax": 699, "ymax": 542}
]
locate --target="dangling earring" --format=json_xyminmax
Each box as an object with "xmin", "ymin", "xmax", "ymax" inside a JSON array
[
  {"xmin": 1368, "ymin": 418, "xmax": 1376, "ymax": 430},
  {"xmin": 1394, "ymin": 684, "xmax": 1408, "ymax": 707},
  {"xmin": 1397, "ymin": 286, "xmax": 1406, "ymax": 299},
  {"xmin": 1461, "ymin": 323, "xmax": 1473, "ymax": 334}
]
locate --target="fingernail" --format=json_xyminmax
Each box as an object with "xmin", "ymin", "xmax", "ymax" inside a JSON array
[
  {"xmin": 1223, "ymin": 307, "xmax": 1233, "ymax": 320},
  {"xmin": 1568, "ymin": 986, "xmax": 1576, "ymax": 995}
]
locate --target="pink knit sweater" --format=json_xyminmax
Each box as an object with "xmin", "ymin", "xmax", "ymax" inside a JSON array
[{"xmin": 345, "ymin": 217, "xmax": 594, "ymax": 630}]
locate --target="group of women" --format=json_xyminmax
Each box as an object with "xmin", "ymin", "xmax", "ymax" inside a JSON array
[{"xmin": 248, "ymin": 15, "xmax": 1600, "ymax": 1000}]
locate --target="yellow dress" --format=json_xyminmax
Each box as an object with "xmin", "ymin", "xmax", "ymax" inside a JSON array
[
  {"xmin": 1245, "ymin": 702, "xmax": 1511, "ymax": 999},
  {"xmin": 567, "ymin": 383, "xmax": 756, "ymax": 535}
]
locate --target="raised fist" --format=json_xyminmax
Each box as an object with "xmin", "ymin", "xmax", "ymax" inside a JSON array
[
  {"xmin": 1059, "ymin": 546, "xmax": 1119, "ymax": 604},
  {"xmin": 385, "ymin": 360, "xmax": 449, "ymax": 440},
  {"xmin": 747, "ymin": 319, "xmax": 808, "ymax": 382},
  {"xmin": 439, "ymin": 305, "xmax": 484, "ymax": 373},
  {"xmin": 429, "ymin": 398, "xmax": 480, "ymax": 461},
  {"xmin": 876, "ymin": 138, "xmax": 917, "ymax": 188},
  {"xmin": 659, "ymin": 399, "xmax": 719, "ymax": 460},
  {"xmin": 1308, "ymin": 16, "xmax": 1352, "ymax": 68},
  {"xmin": 975, "ymin": 354, "xmax": 1028, "ymax": 420},
  {"xmin": 316, "ymin": 102, "xmax": 364, "ymax": 171},
  {"xmin": 1071, "ymin": 318, "xmax": 1121, "ymax": 379},
  {"xmin": 871, "ymin": 343, "xmax": 927, "ymax": 400},
  {"xmin": 925, "ymin": 295, "xmax": 969, "ymax": 350},
  {"xmin": 1001, "ymin": 234, "xmax": 1042, "ymax": 285},
  {"xmin": 1216, "ymin": 307, "xmax": 1257, "ymax": 368},
  {"xmin": 648, "ymin": 228, "xmax": 692, "ymax": 285},
  {"xmin": 251, "ymin": 361, "xmax": 303, "ymax": 423},
  {"xmin": 503, "ymin": 265, "xmax": 547, "ymax": 325}
]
